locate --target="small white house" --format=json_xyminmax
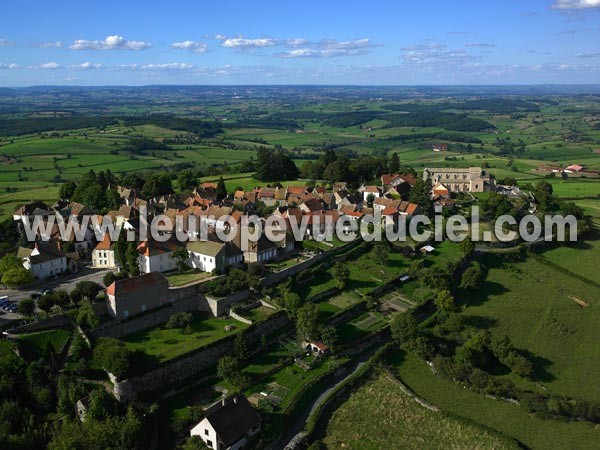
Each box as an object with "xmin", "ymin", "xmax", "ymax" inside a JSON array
[
  {"xmin": 91, "ymin": 234, "xmax": 118, "ymax": 269},
  {"xmin": 18, "ymin": 242, "xmax": 67, "ymax": 280},
  {"xmin": 187, "ymin": 240, "xmax": 243, "ymax": 273},
  {"xmin": 137, "ymin": 240, "xmax": 181, "ymax": 274},
  {"xmin": 361, "ymin": 186, "xmax": 382, "ymax": 202},
  {"xmin": 190, "ymin": 395, "xmax": 261, "ymax": 450}
]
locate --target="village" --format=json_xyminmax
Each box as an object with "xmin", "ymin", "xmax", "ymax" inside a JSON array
[{"xmin": 0, "ymin": 164, "xmax": 512, "ymax": 449}]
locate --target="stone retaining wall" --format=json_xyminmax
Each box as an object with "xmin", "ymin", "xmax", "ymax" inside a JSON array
[{"xmin": 127, "ymin": 311, "xmax": 290, "ymax": 394}]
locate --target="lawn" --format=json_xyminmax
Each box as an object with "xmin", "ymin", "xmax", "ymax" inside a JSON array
[
  {"xmin": 424, "ymin": 239, "xmax": 463, "ymax": 269},
  {"xmin": 388, "ymin": 349, "xmax": 600, "ymax": 450},
  {"xmin": 336, "ymin": 312, "xmax": 388, "ymax": 344},
  {"xmin": 464, "ymin": 253, "xmax": 600, "ymax": 403},
  {"xmin": 345, "ymin": 249, "xmax": 408, "ymax": 295},
  {"xmin": 241, "ymin": 305, "xmax": 277, "ymax": 323},
  {"xmin": 323, "ymin": 370, "xmax": 518, "ymax": 450},
  {"xmin": 165, "ymin": 271, "xmax": 213, "ymax": 287},
  {"xmin": 327, "ymin": 292, "xmax": 362, "ymax": 310},
  {"xmin": 123, "ymin": 315, "xmax": 249, "ymax": 364}
]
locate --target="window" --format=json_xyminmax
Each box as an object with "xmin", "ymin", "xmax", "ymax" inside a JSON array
[
  {"xmin": 205, "ymin": 429, "xmax": 209, "ymax": 436},
  {"xmin": 206, "ymin": 440, "xmax": 213, "ymax": 448}
]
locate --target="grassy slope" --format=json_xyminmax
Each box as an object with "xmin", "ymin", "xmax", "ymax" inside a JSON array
[
  {"xmin": 323, "ymin": 370, "xmax": 517, "ymax": 450},
  {"xmin": 464, "ymin": 253, "xmax": 600, "ymax": 403},
  {"xmin": 389, "ymin": 349, "xmax": 600, "ymax": 450}
]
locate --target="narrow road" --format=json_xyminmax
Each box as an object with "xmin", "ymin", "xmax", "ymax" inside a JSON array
[
  {"xmin": 0, "ymin": 267, "xmax": 111, "ymax": 302},
  {"xmin": 277, "ymin": 345, "xmax": 380, "ymax": 450}
]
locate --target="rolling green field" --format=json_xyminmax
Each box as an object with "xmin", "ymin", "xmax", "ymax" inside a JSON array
[
  {"xmin": 323, "ymin": 370, "xmax": 518, "ymax": 450},
  {"xmin": 463, "ymin": 253, "xmax": 600, "ymax": 403},
  {"xmin": 389, "ymin": 350, "xmax": 600, "ymax": 450},
  {"xmin": 1, "ymin": 93, "xmax": 600, "ymax": 225}
]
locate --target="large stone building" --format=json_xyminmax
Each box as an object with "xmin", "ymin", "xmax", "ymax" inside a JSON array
[
  {"xmin": 423, "ymin": 167, "xmax": 493, "ymax": 193},
  {"xmin": 105, "ymin": 272, "xmax": 169, "ymax": 319}
]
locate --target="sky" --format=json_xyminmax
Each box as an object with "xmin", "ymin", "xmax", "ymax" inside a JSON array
[{"xmin": 0, "ymin": 0, "xmax": 599, "ymax": 86}]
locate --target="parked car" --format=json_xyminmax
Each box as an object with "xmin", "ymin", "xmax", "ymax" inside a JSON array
[{"xmin": 41, "ymin": 289, "xmax": 53, "ymax": 296}]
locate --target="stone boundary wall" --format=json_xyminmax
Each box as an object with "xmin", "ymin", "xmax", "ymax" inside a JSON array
[
  {"xmin": 6, "ymin": 315, "xmax": 70, "ymax": 335},
  {"xmin": 91, "ymin": 295, "xmax": 206, "ymax": 339},
  {"xmin": 229, "ymin": 310, "xmax": 253, "ymax": 325},
  {"xmin": 206, "ymin": 290, "xmax": 251, "ymax": 317},
  {"xmin": 261, "ymin": 240, "xmax": 363, "ymax": 288}
]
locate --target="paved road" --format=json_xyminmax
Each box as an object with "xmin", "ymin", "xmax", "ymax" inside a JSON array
[
  {"xmin": 0, "ymin": 267, "xmax": 111, "ymax": 301},
  {"xmin": 0, "ymin": 267, "xmax": 111, "ymax": 323},
  {"xmin": 278, "ymin": 346, "xmax": 379, "ymax": 450}
]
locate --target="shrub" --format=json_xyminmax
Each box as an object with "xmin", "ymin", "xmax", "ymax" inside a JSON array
[{"xmin": 166, "ymin": 312, "xmax": 193, "ymax": 330}]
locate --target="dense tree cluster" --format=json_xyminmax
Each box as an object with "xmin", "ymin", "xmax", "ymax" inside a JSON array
[
  {"xmin": 70, "ymin": 170, "xmax": 120, "ymax": 211},
  {"xmin": 254, "ymin": 147, "xmax": 299, "ymax": 181},
  {"xmin": 300, "ymin": 149, "xmax": 395, "ymax": 185},
  {"xmin": 203, "ymin": 269, "xmax": 260, "ymax": 297},
  {"xmin": 0, "ymin": 255, "xmax": 34, "ymax": 287},
  {"xmin": 0, "ymin": 117, "xmax": 118, "ymax": 137},
  {"xmin": 123, "ymin": 137, "xmax": 170, "ymax": 155},
  {"xmin": 384, "ymin": 111, "xmax": 492, "ymax": 132}
]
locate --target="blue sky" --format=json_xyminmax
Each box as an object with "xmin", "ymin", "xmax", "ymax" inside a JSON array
[{"xmin": 0, "ymin": 0, "xmax": 599, "ymax": 86}]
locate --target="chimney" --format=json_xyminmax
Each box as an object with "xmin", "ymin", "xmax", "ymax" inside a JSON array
[
  {"xmin": 233, "ymin": 396, "xmax": 238, "ymax": 405},
  {"xmin": 221, "ymin": 395, "xmax": 226, "ymax": 407}
]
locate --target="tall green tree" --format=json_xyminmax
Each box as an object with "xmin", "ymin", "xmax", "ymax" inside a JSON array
[
  {"xmin": 389, "ymin": 152, "xmax": 400, "ymax": 173},
  {"xmin": 216, "ymin": 176, "xmax": 227, "ymax": 200},
  {"xmin": 126, "ymin": 241, "xmax": 140, "ymax": 276},
  {"xmin": 332, "ymin": 262, "xmax": 350, "ymax": 289},
  {"xmin": 295, "ymin": 303, "xmax": 321, "ymax": 341}
]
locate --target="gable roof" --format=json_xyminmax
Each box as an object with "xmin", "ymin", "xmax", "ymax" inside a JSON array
[
  {"xmin": 205, "ymin": 395, "xmax": 261, "ymax": 447},
  {"xmin": 106, "ymin": 272, "xmax": 167, "ymax": 296},
  {"xmin": 94, "ymin": 233, "xmax": 115, "ymax": 251},
  {"xmin": 137, "ymin": 239, "xmax": 181, "ymax": 257},
  {"xmin": 187, "ymin": 240, "xmax": 225, "ymax": 257}
]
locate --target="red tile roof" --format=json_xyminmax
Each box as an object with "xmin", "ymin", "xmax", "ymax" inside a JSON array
[{"xmin": 106, "ymin": 272, "xmax": 167, "ymax": 296}]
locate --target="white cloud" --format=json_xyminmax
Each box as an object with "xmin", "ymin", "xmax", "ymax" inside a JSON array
[
  {"xmin": 219, "ymin": 36, "xmax": 279, "ymax": 50},
  {"xmin": 171, "ymin": 40, "xmax": 208, "ymax": 53},
  {"xmin": 575, "ymin": 52, "xmax": 600, "ymax": 57},
  {"xmin": 0, "ymin": 38, "xmax": 14, "ymax": 47},
  {"xmin": 0, "ymin": 63, "xmax": 19, "ymax": 69},
  {"xmin": 214, "ymin": 34, "xmax": 378, "ymax": 57},
  {"xmin": 277, "ymin": 38, "xmax": 378, "ymax": 58},
  {"xmin": 30, "ymin": 62, "xmax": 62, "ymax": 69},
  {"xmin": 401, "ymin": 44, "xmax": 478, "ymax": 65},
  {"xmin": 41, "ymin": 41, "xmax": 64, "ymax": 48},
  {"xmin": 552, "ymin": 0, "xmax": 600, "ymax": 9},
  {"xmin": 116, "ymin": 63, "xmax": 195, "ymax": 71},
  {"xmin": 69, "ymin": 35, "xmax": 152, "ymax": 51},
  {"xmin": 69, "ymin": 62, "xmax": 102, "ymax": 69}
]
